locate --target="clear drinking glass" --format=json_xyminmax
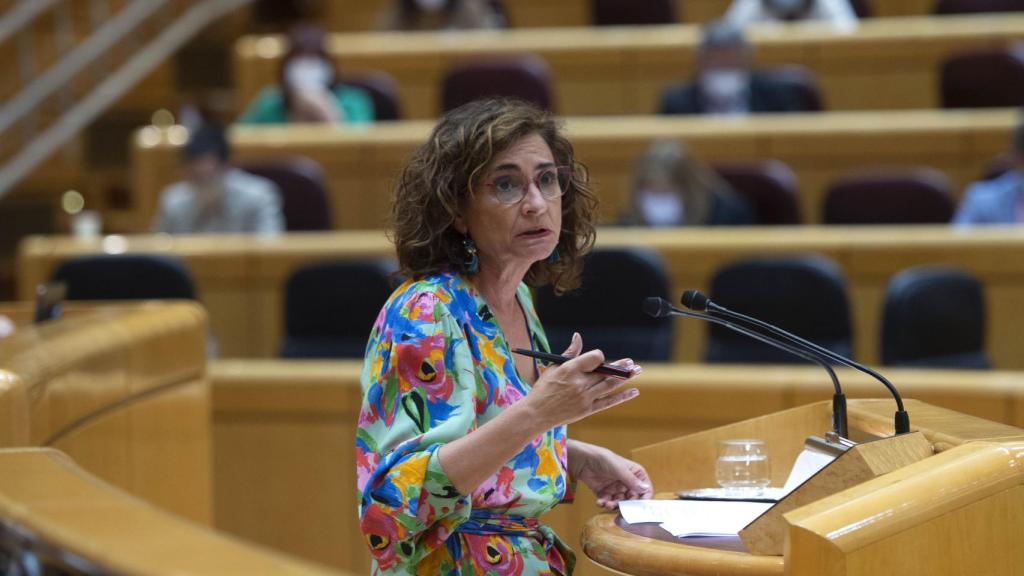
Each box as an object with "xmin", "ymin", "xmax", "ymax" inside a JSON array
[{"xmin": 715, "ymin": 439, "xmax": 771, "ymax": 495}]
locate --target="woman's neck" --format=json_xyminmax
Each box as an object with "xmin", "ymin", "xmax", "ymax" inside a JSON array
[{"xmin": 473, "ymin": 262, "xmax": 530, "ymax": 314}]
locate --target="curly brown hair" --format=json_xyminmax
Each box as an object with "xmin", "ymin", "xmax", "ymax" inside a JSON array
[{"xmin": 389, "ymin": 99, "xmax": 598, "ymax": 294}]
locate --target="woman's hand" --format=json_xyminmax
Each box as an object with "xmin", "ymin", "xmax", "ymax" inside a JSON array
[
  {"xmin": 568, "ymin": 440, "xmax": 654, "ymax": 510},
  {"xmin": 522, "ymin": 333, "xmax": 641, "ymax": 431}
]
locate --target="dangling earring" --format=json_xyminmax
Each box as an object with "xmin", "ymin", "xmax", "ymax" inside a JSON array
[
  {"xmin": 546, "ymin": 246, "xmax": 561, "ymax": 264},
  {"xmin": 462, "ymin": 236, "xmax": 479, "ymax": 273}
]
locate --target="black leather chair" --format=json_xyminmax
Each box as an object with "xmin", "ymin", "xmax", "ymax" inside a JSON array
[
  {"xmin": 280, "ymin": 260, "xmax": 397, "ymax": 359},
  {"xmin": 881, "ymin": 266, "xmax": 990, "ymax": 369},
  {"xmin": 706, "ymin": 256, "xmax": 853, "ymax": 364},
  {"xmin": 823, "ymin": 167, "xmax": 955, "ymax": 224},
  {"xmin": 713, "ymin": 160, "xmax": 802, "ymax": 225},
  {"xmin": 440, "ymin": 55, "xmax": 554, "ymax": 113},
  {"xmin": 934, "ymin": 0, "xmax": 1024, "ymax": 14},
  {"xmin": 940, "ymin": 47, "xmax": 1024, "ymax": 109},
  {"xmin": 534, "ymin": 248, "xmax": 673, "ymax": 361},
  {"xmin": 52, "ymin": 255, "xmax": 196, "ymax": 301},
  {"xmin": 239, "ymin": 157, "xmax": 332, "ymax": 231},
  {"xmin": 342, "ymin": 71, "xmax": 402, "ymax": 121},
  {"xmin": 591, "ymin": 0, "xmax": 676, "ymax": 25}
]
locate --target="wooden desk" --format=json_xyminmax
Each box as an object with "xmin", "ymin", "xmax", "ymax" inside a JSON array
[
  {"xmin": 209, "ymin": 360, "xmax": 1024, "ymax": 575},
  {"xmin": 236, "ymin": 15, "xmax": 1022, "ymax": 118},
  {"xmin": 0, "ymin": 302, "xmax": 212, "ymax": 524},
  {"xmin": 0, "ymin": 448, "xmax": 344, "ymax": 575},
  {"xmin": 18, "ymin": 226, "xmax": 1024, "ymax": 368},
  {"xmin": 127, "ymin": 108, "xmax": 1014, "ymax": 232},
  {"xmin": 322, "ymin": 0, "xmax": 935, "ymax": 30}
]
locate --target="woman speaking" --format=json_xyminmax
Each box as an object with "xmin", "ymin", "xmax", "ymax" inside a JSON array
[{"xmin": 356, "ymin": 99, "xmax": 653, "ymax": 574}]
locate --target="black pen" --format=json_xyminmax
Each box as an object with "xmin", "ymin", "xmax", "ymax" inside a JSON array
[{"xmin": 512, "ymin": 348, "xmax": 636, "ymax": 378}]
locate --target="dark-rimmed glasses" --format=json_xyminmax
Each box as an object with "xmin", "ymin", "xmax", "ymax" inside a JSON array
[{"xmin": 483, "ymin": 166, "xmax": 572, "ymax": 205}]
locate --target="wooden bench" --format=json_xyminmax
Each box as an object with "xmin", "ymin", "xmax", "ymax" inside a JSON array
[
  {"xmin": 17, "ymin": 226, "xmax": 1024, "ymax": 369},
  {"xmin": 235, "ymin": 15, "xmax": 1024, "ymax": 118}
]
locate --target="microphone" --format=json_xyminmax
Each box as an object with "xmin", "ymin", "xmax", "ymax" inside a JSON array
[
  {"xmin": 681, "ymin": 290, "xmax": 909, "ymax": 435},
  {"xmin": 643, "ymin": 297, "xmax": 848, "ymax": 439}
]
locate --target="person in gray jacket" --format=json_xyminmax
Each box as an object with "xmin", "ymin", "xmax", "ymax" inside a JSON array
[{"xmin": 152, "ymin": 124, "xmax": 284, "ymax": 235}]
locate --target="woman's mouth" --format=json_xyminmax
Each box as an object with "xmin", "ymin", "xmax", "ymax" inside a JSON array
[{"xmin": 517, "ymin": 228, "xmax": 551, "ymax": 238}]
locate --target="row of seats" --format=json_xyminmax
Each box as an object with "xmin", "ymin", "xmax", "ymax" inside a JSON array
[
  {"xmin": 45, "ymin": 251, "xmax": 988, "ymax": 369},
  {"xmin": 335, "ymin": 46, "xmax": 1024, "ymax": 120},
  {"xmin": 230, "ymin": 155, "xmax": 1008, "ymax": 231}
]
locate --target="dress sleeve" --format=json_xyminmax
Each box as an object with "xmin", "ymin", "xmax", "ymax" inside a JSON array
[{"xmin": 356, "ymin": 288, "xmax": 477, "ymax": 570}]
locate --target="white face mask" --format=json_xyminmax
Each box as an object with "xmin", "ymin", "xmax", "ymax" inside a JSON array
[
  {"xmin": 414, "ymin": 0, "xmax": 446, "ymax": 12},
  {"xmin": 701, "ymin": 69, "xmax": 749, "ymax": 100},
  {"xmin": 638, "ymin": 190, "xmax": 685, "ymax": 226},
  {"xmin": 285, "ymin": 57, "xmax": 333, "ymax": 90}
]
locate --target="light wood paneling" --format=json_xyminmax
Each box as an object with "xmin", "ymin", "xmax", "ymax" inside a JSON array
[
  {"xmin": 126, "ymin": 108, "xmax": 1015, "ymax": 232},
  {"xmin": 18, "ymin": 226, "xmax": 1024, "ymax": 369},
  {"xmin": 0, "ymin": 302, "xmax": 213, "ymax": 524},
  {"xmin": 322, "ymin": 0, "xmax": 936, "ymax": 30},
  {"xmin": 0, "ymin": 448, "xmax": 347, "ymax": 575},
  {"xmin": 236, "ymin": 15, "xmax": 1023, "ymax": 118},
  {"xmin": 209, "ymin": 360, "xmax": 1024, "ymax": 575}
]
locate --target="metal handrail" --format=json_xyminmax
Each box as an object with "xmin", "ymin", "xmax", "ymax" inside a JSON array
[
  {"xmin": 0, "ymin": 0, "xmax": 60, "ymax": 47},
  {"xmin": 0, "ymin": 0, "xmax": 254, "ymax": 201}
]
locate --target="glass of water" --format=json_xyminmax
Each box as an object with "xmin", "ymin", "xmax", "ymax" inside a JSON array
[{"xmin": 715, "ymin": 439, "xmax": 771, "ymax": 495}]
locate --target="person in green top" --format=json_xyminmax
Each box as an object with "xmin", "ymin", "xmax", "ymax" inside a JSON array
[{"xmin": 237, "ymin": 25, "xmax": 375, "ymax": 125}]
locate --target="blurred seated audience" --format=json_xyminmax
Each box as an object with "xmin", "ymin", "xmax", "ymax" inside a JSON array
[
  {"xmin": 659, "ymin": 21, "xmax": 819, "ymax": 115},
  {"xmin": 724, "ymin": 0, "xmax": 858, "ymax": 28},
  {"xmin": 379, "ymin": 0, "xmax": 506, "ymax": 31},
  {"xmin": 238, "ymin": 25, "xmax": 374, "ymax": 125},
  {"xmin": 620, "ymin": 140, "xmax": 755, "ymax": 226},
  {"xmin": 953, "ymin": 120, "xmax": 1024, "ymax": 226},
  {"xmin": 152, "ymin": 124, "xmax": 284, "ymax": 235}
]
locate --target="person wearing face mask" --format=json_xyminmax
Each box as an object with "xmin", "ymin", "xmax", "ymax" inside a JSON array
[
  {"xmin": 152, "ymin": 123, "xmax": 284, "ymax": 235},
  {"xmin": 724, "ymin": 0, "xmax": 857, "ymax": 28},
  {"xmin": 659, "ymin": 20, "xmax": 815, "ymax": 116},
  {"xmin": 953, "ymin": 120, "xmax": 1024, "ymax": 226},
  {"xmin": 620, "ymin": 140, "xmax": 754, "ymax": 227},
  {"xmin": 238, "ymin": 25, "xmax": 374, "ymax": 125},
  {"xmin": 379, "ymin": 0, "xmax": 506, "ymax": 31}
]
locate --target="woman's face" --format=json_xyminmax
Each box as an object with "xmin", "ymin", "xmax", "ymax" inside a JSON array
[{"xmin": 455, "ymin": 132, "xmax": 563, "ymax": 276}]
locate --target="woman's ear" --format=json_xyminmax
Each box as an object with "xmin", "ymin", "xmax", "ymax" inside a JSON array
[{"xmin": 453, "ymin": 214, "xmax": 467, "ymax": 234}]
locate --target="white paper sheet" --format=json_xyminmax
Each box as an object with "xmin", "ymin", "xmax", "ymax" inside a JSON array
[
  {"xmin": 619, "ymin": 499, "xmax": 774, "ymax": 537},
  {"xmin": 782, "ymin": 448, "xmax": 836, "ymax": 492}
]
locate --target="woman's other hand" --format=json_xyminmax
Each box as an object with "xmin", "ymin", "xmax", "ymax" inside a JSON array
[
  {"xmin": 569, "ymin": 440, "xmax": 654, "ymax": 510},
  {"xmin": 523, "ymin": 333, "xmax": 641, "ymax": 430}
]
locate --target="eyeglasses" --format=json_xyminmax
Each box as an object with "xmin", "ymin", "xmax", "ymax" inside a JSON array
[{"xmin": 483, "ymin": 166, "xmax": 572, "ymax": 205}]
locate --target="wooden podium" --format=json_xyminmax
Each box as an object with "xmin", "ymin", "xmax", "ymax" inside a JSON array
[{"xmin": 581, "ymin": 399, "xmax": 1024, "ymax": 576}]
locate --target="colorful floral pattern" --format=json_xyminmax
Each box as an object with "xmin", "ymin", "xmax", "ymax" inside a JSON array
[{"xmin": 357, "ymin": 272, "xmax": 575, "ymax": 575}]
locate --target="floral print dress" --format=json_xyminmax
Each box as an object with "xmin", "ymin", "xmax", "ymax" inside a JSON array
[{"xmin": 356, "ymin": 272, "xmax": 575, "ymax": 575}]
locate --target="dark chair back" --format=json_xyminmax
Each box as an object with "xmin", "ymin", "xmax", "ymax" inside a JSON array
[
  {"xmin": 706, "ymin": 255, "xmax": 852, "ymax": 364},
  {"xmin": 280, "ymin": 260, "xmax": 397, "ymax": 358},
  {"xmin": 534, "ymin": 248, "xmax": 673, "ymax": 361},
  {"xmin": 591, "ymin": 0, "xmax": 677, "ymax": 25},
  {"xmin": 849, "ymin": 0, "xmax": 872, "ymax": 17},
  {"xmin": 934, "ymin": 0, "xmax": 1024, "ymax": 14},
  {"xmin": 440, "ymin": 55, "xmax": 554, "ymax": 113},
  {"xmin": 940, "ymin": 47, "xmax": 1024, "ymax": 109},
  {"xmin": 823, "ymin": 167, "xmax": 955, "ymax": 224},
  {"xmin": 52, "ymin": 255, "xmax": 196, "ymax": 301},
  {"xmin": 762, "ymin": 65, "xmax": 825, "ymax": 112},
  {"xmin": 713, "ymin": 160, "xmax": 802, "ymax": 224},
  {"xmin": 341, "ymin": 71, "xmax": 402, "ymax": 121},
  {"xmin": 881, "ymin": 266, "xmax": 990, "ymax": 369},
  {"xmin": 239, "ymin": 157, "xmax": 331, "ymax": 231}
]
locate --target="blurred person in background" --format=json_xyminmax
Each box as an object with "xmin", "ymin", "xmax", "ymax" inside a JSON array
[
  {"xmin": 379, "ymin": 0, "xmax": 506, "ymax": 31},
  {"xmin": 238, "ymin": 25, "xmax": 374, "ymax": 124},
  {"xmin": 152, "ymin": 124, "xmax": 283, "ymax": 235},
  {"xmin": 953, "ymin": 120, "xmax": 1024, "ymax": 226},
  {"xmin": 660, "ymin": 20, "xmax": 812, "ymax": 115},
  {"xmin": 724, "ymin": 0, "xmax": 857, "ymax": 28},
  {"xmin": 621, "ymin": 139, "xmax": 754, "ymax": 226}
]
